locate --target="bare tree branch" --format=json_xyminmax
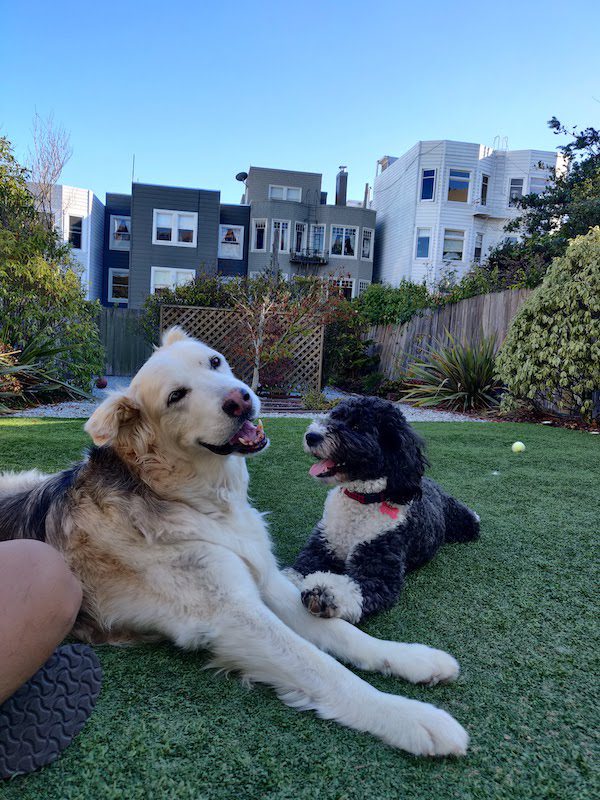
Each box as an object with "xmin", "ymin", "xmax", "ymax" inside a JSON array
[{"xmin": 27, "ymin": 111, "xmax": 73, "ymax": 228}]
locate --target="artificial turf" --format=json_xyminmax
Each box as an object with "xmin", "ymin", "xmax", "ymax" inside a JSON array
[{"xmin": 0, "ymin": 417, "xmax": 597, "ymax": 800}]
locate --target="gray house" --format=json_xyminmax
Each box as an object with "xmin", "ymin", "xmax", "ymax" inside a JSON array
[{"xmin": 241, "ymin": 166, "xmax": 376, "ymax": 298}]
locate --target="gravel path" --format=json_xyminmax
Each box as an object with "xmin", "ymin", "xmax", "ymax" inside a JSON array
[{"xmin": 7, "ymin": 379, "xmax": 486, "ymax": 422}]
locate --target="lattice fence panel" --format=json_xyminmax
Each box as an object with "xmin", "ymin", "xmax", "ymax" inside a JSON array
[{"xmin": 160, "ymin": 306, "xmax": 324, "ymax": 391}]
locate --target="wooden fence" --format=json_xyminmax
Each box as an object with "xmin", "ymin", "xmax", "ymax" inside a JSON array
[
  {"xmin": 369, "ymin": 288, "xmax": 532, "ymax": 379},
  {"xmin": 98, "ymin": 308, "xmax": 153, "ymax": 376},
  {"xmin": 160, "ymin": 305, "xmax": 325, "ymax": 391}
]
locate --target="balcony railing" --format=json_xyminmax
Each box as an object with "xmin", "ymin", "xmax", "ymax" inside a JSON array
[{"xmin": 289, "ymin": 248, "xmax": 329, "ymax": 266}]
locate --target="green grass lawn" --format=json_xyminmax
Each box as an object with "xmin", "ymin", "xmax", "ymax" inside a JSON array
[{"xmin": 0, "ymin": 418, "xmax": 598, "ymax": 799}]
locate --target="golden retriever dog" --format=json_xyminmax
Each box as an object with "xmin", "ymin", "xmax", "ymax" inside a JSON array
[{"xmin": 0, "ymin": 328, "xmax": 468, "ymax": 756}]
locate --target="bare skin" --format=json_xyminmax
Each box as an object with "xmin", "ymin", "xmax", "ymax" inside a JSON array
[{"xmin": 0, "ymin": 540, "xmax": 82, "ymax": 704}]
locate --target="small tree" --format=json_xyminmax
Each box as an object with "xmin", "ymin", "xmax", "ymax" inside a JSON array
[
  {"xmin": 27, "ymin": 112, "xmax": 72, "ymax": 227},
  {"xmin": 496, "ymin": 227, "xmax": 600, "ymax": 420}
]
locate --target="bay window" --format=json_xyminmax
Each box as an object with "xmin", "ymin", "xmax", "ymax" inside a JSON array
[
  {"xmin": 448, "ymin": 170, "xmax": 470, "ymax": 202},
  {"xmin": 442, "ymin": 229, "xmax": 465, "ymax": 261}
]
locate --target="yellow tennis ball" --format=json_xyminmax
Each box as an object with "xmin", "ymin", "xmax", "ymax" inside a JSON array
[{"xmin": 511, "ymin": 441, "xmax": 526, "ymax": 453}]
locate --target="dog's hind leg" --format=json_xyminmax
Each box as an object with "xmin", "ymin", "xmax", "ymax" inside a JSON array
[
  {"xmin": 262, "ymin": 567, "xmax": 461, "ymax": 688},
  {"xmin": 443, "ymin": 497, "xmax": 480, "ymax": 544}
]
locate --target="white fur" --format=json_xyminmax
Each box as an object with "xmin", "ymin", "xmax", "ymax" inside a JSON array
[
  {"xmin": 301, "ymin": 571, "xmax": 364, "ymax": 623},
  {"xmin": 7, "ymin": 330, "xmax": 468, "ymax": 757}
]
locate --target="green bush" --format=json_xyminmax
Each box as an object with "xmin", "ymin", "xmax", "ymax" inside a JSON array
[
  {"xmin": 401, "ymin": 334, "xmax": 502, "ymax": 412},
  {"xmin": 496, "ymin": 227, "xmax": 600, "ymax": 421},
  {"xmin": 323, "ymin": 299, "xmax": 379, "ymax": 388},
  {"xmin": 302, "ymin": 390, "xmax": 340, "ymax": 411},
  {"xmin": 356, "ymin": 280, "xmax": 431, "ymax": 325}
]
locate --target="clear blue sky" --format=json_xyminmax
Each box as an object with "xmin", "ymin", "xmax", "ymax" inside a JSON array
[{"xmin": 2, "ymin": 0, "xmax": 599, "ymax": 204}]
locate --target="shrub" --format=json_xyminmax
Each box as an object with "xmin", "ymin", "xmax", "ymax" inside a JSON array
[
  {"xmin": 302, "ymin": 390, "xmax": 340, "ymax": 411},
  {"xmin": 400, "ymin": 334, "xmax": 502, "ymax": 412},
  {"xmin": 323, "ymin": 299, "xmax": 379, "ymax": 389},
  {"xmin": 496, "ymin": 227, "xmax": 600, "ymax": 421},
  {"xmin": 356, "ymin": 281, "xmax": 431, "ymax": 325}
]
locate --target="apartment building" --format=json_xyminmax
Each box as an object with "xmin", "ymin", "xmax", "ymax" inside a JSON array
[
  {"xmin": 241, "ymin": 166, "xmax": 376, "ymax": 298},
  {"xmin": 372, "ymin": 140, "xmax": 560, "ymax": 286}
]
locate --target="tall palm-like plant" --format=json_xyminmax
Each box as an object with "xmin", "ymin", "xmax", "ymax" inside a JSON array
[{"xmin": 400, "ymin": 334, "xmax": 502, "ymax": 412}]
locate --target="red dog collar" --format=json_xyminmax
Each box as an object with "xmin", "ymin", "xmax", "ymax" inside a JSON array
[{"xmin": 342, "ymin": 489, "xmax": 401, "ymax": 520}]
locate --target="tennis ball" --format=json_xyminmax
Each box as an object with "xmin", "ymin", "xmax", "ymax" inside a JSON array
[{"xmin": 511, "ymin": 441, "xmax": 526, "ymax": 453}]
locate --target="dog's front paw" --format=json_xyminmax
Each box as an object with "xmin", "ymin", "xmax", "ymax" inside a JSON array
[
  {"xmin": 381, "ymin": 643, "xmax": 460, "ymax": 685},
  {"xmin": 300, "ymin": 572, "xmax": 363, "ymax": 623}
]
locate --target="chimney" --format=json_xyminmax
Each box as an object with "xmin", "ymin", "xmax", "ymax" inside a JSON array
[{"xmin": 335, "ymin": 166, "xmax": 348, "ymax": 206}]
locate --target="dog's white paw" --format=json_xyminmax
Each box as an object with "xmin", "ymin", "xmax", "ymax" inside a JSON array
[
  {"xmin": 300, "ymin": 572, "xmax": 363, "ymax": 623},
  {"xmin": 380, "ymin": 643, "xmax": 460, "ymax": 685},
  {"xmin": 379, "ymin": 697, "xmax": 469, "ymax": 756}
]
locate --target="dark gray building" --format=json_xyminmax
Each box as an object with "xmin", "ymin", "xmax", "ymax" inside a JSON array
[{"xmin": 241, "ymin": 166, "xmax": 376, "ymax": 298}]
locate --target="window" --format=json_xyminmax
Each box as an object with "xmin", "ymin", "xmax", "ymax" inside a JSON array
[
  {"xmin": 447, "ymin": 170, "xmax": 470, "ymax": 202},
  {"xmin": 330, "ymin": 225, "xmax": 357, "ymax": 258},
  {"xmin": 271, "ymin": 219, "xmax": 290, "ymax": 253},
  {"xmin": 218, "ymin": 224, "xmax": 244, "ymax": 260},
  {"xmin": 415, "ymin": 228, "xmax": 431, "ymax": 259},
  {"xmin": 442, "ymin": 229, "xmax": 465, "ymax": 261},
  {"xmin": 361, "ymin": 228, "xmax": 374, "ymax": 260},
  {"xmin": 474, "ymin": 233, "xmax": 483, "ymax": 263},
  {"xmin": 68, "ymin": 216, "xmax": 83, "ymax": 249},
  {"xmin": 150, "ymin": 267, "xmax": 195, "ymax": 295},
  {"xmin": 330, "ymin": 278, "xmax": 355, "ymax": 300},
  {"xmin": 480, "ymin": 175, "xmax": 489, "ymax": 206},
  {"xmin": 508, "ymin": 178, "xmax": 524, "ymax": 206},
  {"xmin": 108, "ymin": 269, "xmax": 129, "ymax": 303},
  {"xmin": 294, "ymin": 222, "xmax": 307, "ymax": 253},
  {"xmin": 152, "ymin": 209, "xmax": 198, "ymax": 247},
  {"xmin": 268, "ymin": 185, "xmax": 302, "ymax": 202},
  {"xmin": 420, "ymin": 169, "xmax": 436, "ymax": 201},
  {"xmin": 109, "ymin": 215, "xmax": 131, "ymax": 251},
  {"xmin": 529, "ymin": 176, "xmax": 548, "ymax": 195},
  {"xmin": 358, "ymin": 279, "xmax": 371, "ymax": 296},
  {"xmin": 251, "ymin": 218, "xmax": 267, "ymax": 251},
  {"xmin": 310, "ymin": 224, "xmax": 325, "ymax": 254}
]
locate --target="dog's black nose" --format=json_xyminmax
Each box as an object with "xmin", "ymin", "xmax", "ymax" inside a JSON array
[
  {"xmin": 305, "ymin": 432, "xmax": 324, "ymax": 447},
  {"xmin": 222, "ymin": 388, "xmax": 252, "ymax": 418}
]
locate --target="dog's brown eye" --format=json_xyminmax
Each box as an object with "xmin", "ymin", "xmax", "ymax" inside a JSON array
[
  {"xmin": 209, "ymin": 356, "xmax": 221, "ymax": 370},
  {"xmin": 167, "ymin": 388, "xmax": 188, "ymax": 406}
]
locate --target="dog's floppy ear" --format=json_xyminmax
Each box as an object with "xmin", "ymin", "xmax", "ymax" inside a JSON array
[
  {"xmin": 161, "ymin": 326, "xmax": 193, "ymax": 348},
  {"xmin": 381, "ymin": 406, "xmax": 428, "ymax": 505},
  {"xmin": 84, "ymin": 391, "xmax": 140, "ymax": 446}
]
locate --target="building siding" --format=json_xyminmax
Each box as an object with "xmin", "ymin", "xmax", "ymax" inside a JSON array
[
  {"xmin": 218, "ymin": 204, "xmax": 250, "ymax": 277},
  {"xmin": 102, "ymin": 193, "xmax": 131, "ymax": 306}
]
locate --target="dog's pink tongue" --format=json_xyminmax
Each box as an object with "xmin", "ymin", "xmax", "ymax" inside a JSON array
[{"xmin": 309, "ymin": 459, "xmax": 336, "ymax": 477}]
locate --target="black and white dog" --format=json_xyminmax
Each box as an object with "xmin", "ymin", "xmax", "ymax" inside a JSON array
[{"xmin": 286, "ymin": 397, "xmax": 480, "ymax": 623}]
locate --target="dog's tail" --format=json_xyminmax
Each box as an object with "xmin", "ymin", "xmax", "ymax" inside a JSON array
[{"xmin": 444, "ymin": 497, "xmax": 480, "ymax": 544}]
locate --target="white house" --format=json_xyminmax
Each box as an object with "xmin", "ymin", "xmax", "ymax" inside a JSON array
[
  {"xmin": 372, "ymin": 140, "xmax": 561, "ymax": 286},
  {"xmin": 29, "ymin": 183, "xmax": 105, "ymax": 301}
]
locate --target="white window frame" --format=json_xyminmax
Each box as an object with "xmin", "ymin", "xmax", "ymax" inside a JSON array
[
  {"xmin": 108, "ymin": 269, "xmax": 129, "ymax": 303},
  {"xmin": 271, "ymin": 219, "xmax": 291, "ymax": 253},
  {"xmin": 330, "ymin": 277, "xmax": 356, "ymax": 299},
  {"xmin": 152, "ymin": 209, "xmax": 198, "ymax": 248},
  {"xmin": 480, "ymin": 175, "xmax": 489, "ymax": 206},
  {"xmin": 109, "ymin": 214, "xmax": 131, "ymax": 251},
  {"xmin": 150, "ymin": 267, "xmax": 196, "ymax": 294},
  {"xmin": 329, "ymin": 224, "xmax": 358, "ymax": 259},
  {"xmin": 474, "ymin": 232, "xmax": 483, "ymax": 263},
  {"xmin": 310, "ymin": 223, "xmax": 326, "ymax": 255},
  {"xmin": 218, "ymin": 224, "xmax": 244, "ymax": 260},
  {"xmin": 529, "ymin": 176, "xmax": 548, "ymax": 196},
  {"xmin": 68, "ymin": 215, "xmax": 84, "ymax": 250},
  {"xmin": 361, "ymin": 228, "xmax": 374, "ymax": 261},
  {"xmin": 268, "ymin": 185, "xmax": 302, "ymax": 202},
  {"xmin": 508, "ymin": 178, "xmax": 524, "ymax": 207},
  {"xmin": 442, "ymin": 229, "xmax": 465, "ymax": 262},
  {"xmin": 447, "ymin": 169, "xmax": 471, "ymax": 203},
  {"xmin": 293, "ymin": 221, "xmax": 307, "ymax": 253},
  {"xmin": 358, "ymin": 279, "xmax": 371, "ymax": 296},
  {"xmin": 420, "ymin": 168, "xmax": 436, "ymax": 202},
  {"xmin": 415, "ymin": 228, "xmax": 431, "ymax": 260},
  {"xmin": 251, "ymin": 218, "xmax": 268, "ymax": 252}
]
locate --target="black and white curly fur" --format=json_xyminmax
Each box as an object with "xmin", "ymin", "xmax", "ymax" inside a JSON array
[{"xmin": 286, "ymin": 397, "xmax": 480, "ymax": 623}]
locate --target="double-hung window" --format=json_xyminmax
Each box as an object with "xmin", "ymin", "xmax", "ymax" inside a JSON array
[
  {"xmin": 310, "ymin": 224, "xmax": 325, "ymax": 254},
  {"xmin": 294, "ymin": 222, "xmax": 307, "ymax": 253},
  {"xmin": 251, "ymin": 218, "xmax": 267, "ymax": 251},
  {"xmin": 108, "ymin": 269, "xmax": 129, "ymax": 303},
  {"xmin": 529, "ymin": 176, "xmax": 548, "ymax": 196},
  {"xmin": 420, "ymin": 169, "xmax": 436, "ymax": 201},
  {"xmin": 415, "ymin": 228, "xmax": 431, "ymax": 259},
  {"xmin": 361, "ymin": 228, "xmax": 374, "ymax": 260},
  {"xmin": 480, "ymin": 175, "xmax": 489, "ymax": 206},
  {"xmin": 330, "ymin": 225, "xmax": 357, "ymax": 258},
  {"xmin": 152, "ymin": 209, "xmax": 198, "ymax": 247},
  {"xmin": 268, "ymin": 185, "xmax": 302, "ymax": 202},
  {"xmin": 150, "ymin": 267, "xmax": 195, "ymax": 295},
  {"xmin": 442, "ymin": 229, "xmax": 465, "ymax": 261},
  {"xmin": 448, "ymin": 170, "xmax": 470, "ymax": 202},
  {"xmin": 68, "ymin": 216, "xmax": 83, "ymax": 249},
  {"xmin": 474, "ymin": 233, "xmax": 483, "ymax": 263},
  {"xmin": 109, "ymin": 215, "xmax": 131, "ymax": 251},
  {"xmin": 218, "ymin": 224, "xmax": 244, "ymax": 259},
  {"xmin": 508, "ymin": 178, "xmax": 524, "ymax": 206},
  {"xmin": 271, "ymin": 219, "xmax": 290, "ymax": 253},
  {"xmin": 330, "ymin": 278, "xmax": 355, "ymax": 300}
]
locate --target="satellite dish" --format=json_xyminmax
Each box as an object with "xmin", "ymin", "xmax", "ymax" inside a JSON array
[{"xmin": 235, "ymin": 172, "xmax": 248, "ymax": 182}]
